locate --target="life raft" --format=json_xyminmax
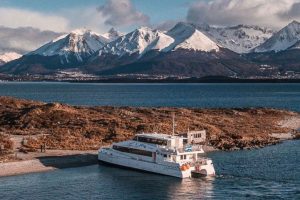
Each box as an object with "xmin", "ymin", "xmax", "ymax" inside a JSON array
[{"xmin": 180, "ymin": 164, "xmax": 190, "ymax": 171}]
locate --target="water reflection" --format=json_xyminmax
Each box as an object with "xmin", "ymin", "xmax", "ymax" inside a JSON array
[
  {"xmin": 0, "ymin": 141, "xmax": 299, "ymax": 200},
  {"xmin": 98, "ymin": 165, "xmax": 215, "ymax": 200},
  {"xmin": 166, "ymin": 177, "xmax": 215, "ymax": 200}
]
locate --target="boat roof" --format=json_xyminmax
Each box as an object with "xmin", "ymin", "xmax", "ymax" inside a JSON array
[{"xmin": 136, "ymin": 133, "xmax": 186, "ymax": 140}]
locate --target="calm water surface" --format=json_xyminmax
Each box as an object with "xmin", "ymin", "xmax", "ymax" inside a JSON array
[
  {"xmin": 0, "ymin": 82, "xmax": 299, "ymax": 199},
  {"xmin": 0, "ymin": 82, "xmax": 299, "ymax": 111},
  {"xmin": 0, "ymin": 141, "xmax": 299, "ymax": 200}
]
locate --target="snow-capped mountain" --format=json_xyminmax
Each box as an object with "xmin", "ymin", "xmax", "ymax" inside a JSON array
[
  {"xmin": 29, "ymin": 29, "xmax": 109, "ymax": 63},
  {"xmin": 0, "ymin": 52, "xmax": 22, "ymax": 65},
  {"xmin": 102, "ymin": 28, "xmax": 123, "ymax": 42},
  {"xmin": 98, "ymin": 27, "xmax": 174, "ymax": 57},
  {"xmin": 166, "ymin": 22, "xmax": 220, "ymax": 52},
  {"xmin": 90, "ymin": 23, "xmax": 263, "ymax": 78},
  {"xmin": 2, "ymin": 21, "xmax": 299, "ymax": 78},
  {"xmin": 196, "ymin": 24, "xmax": 274, "ymax": 53},
  {"xmin": 98, "ymin": 23, "xmax": 219, "ymax": 58},
  {"xmin": 254, "ymin": 20, "xmax": 300, "ymax": 52}
]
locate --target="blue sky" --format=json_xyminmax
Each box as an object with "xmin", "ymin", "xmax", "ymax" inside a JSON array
[
  {"xmin": 0, "ymin": 0, "xmax": 193, "ymax": 31},
  {"xmin": 0, "ymin": 0, "xmax": 299, "ymax": 33},
  {"xmin": 1, "ymin": 0, "xmax": 191, "ymax": 21}
]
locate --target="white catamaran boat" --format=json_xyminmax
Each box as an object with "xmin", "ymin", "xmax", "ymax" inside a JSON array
[{"xmin": 98, "ymin": 130, "xmax": 216, "ymax": 178}]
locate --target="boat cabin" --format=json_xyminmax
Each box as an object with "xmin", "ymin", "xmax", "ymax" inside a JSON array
[
  {"xmin": 133, "ymin": 133, "xmax": 184, "ymax": 149},
  {"xmin": 178, "ymin": 130, "xmax": 206, "ymax": 145}
]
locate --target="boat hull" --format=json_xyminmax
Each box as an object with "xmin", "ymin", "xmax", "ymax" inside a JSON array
[{"xmin": 98, "ymin": 149, "xmax": 192, "ymax": 178}]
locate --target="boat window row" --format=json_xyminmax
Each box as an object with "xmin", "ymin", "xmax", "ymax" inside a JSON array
[
  {"xmin": 134, "ymin": 136, "xmax": 168, "ymax": 146},
  {"xmin": 113, "ymin": 145, "xmax": 152, "ymax": 157}
]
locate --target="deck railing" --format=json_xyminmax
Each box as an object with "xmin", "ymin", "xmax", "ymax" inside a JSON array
[{"xmin": 158, "ymin": 145, "xmax": 203, "ymax": 154}]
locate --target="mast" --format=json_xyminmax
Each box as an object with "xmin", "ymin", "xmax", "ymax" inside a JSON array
[{"xmin": 172, "ymin": 113, "xmax": 175, "ymax": 136}]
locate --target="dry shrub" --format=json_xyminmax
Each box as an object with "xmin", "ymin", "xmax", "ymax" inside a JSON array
[{"xmin": 0, "ymin": 134, "xmax": 13, "ymax": 154}]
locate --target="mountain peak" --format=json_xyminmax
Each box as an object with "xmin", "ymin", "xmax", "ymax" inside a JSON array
[
  {"xmin": 167, "ymin": 22, "xmax": 220, "ymax": 52},
  {"xmin": 107, "ymin": 27, "xmax": 117, "ymax": 34},
  {"xmin": 135, "ymin": 26, "xmax": 154, "ymax": 33},
  {"xmin": 99, "ymin": 27, "xmax": 174, "ymax": 56},
  {"xmin": 254, "ymin": 20, "xmax": 300, "ymax": 53},
  {"xmin": 289, "ymin": 20, "xmax": 300, "ymax": 26},
  {"xmin": 70, "ymin": 28, "xmax": 93, "ymax": 35},
  {"xmin": 30, "ymin": 29, "xmax": 108, "ymax": 63},
  {"xmin": 169, "ymin": 22, "xmax": 195, "ymax": 33},
  {"xmin": 102, "ymin": 28, "xmax": 123, "ymax": 42},
  {"xmin": 284, "ymin": 20, "xmax": 300, "ymax": 31}
]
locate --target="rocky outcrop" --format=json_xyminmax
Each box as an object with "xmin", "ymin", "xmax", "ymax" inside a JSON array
[{"xmin": 0, "ymin": 97, "xmax": 298, "ymax": 152}]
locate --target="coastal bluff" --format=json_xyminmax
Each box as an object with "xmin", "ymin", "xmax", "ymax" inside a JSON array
[{"xmin": 0, "ymin": 96, "xmax": 299, "ymax": 160}]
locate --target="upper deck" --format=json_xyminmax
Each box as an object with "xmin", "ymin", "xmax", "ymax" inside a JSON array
[
  {"xmin": 114, "ymin": 133, "xmax": 204, "ymax": 155},
  {"xmin": 135, "ymin": 133, "xmax": 181, "ymax": 140}
]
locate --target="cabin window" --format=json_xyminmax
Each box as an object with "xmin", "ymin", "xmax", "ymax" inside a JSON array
[
  {"xmin": 163, "ymin": 154, "xmax": 167, "ymax": 158},
  {"xmin": 113, "ymin": 145, "xmax": 152, "ymax": 157},
  {"xmin": 136, "ymin": 136, "xmax": 168, "ymax": 145},
  {"xmin": 180, "ymin": 155, "xmax": 187, "ymax": 160}
]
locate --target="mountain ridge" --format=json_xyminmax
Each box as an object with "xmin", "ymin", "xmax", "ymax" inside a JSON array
[
  {"xmin": 254, "ymin": 20, "xmax": 300, "ymax": 53},
  {"xmin": 1, "ymin": 21, "xmax": 300, "ymax": 78}
]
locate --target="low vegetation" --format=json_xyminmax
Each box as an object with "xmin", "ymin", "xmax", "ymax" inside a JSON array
[
  {"xmin": 0, "ymin": 133, "xmax": 14, "ymax": 161},
  {"xmin": 0, "ymin": 97, "xmax": 298, "ymax": 152}
]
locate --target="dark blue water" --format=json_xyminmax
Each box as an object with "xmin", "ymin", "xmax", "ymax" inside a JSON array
[
  {"xmin": 0, "ymin": 141, "xmax": 299, "ymax": 199},
  {"xmin": 0, "ymin": 82, "xmax": 299, "ymax": 111},
  {"xmin": 0, "ymin": 82, "xmax": 299, "ymax": 199}
]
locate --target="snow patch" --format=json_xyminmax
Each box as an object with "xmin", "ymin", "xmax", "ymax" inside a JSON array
[
  {"xmin": 0, "ymin": 52, "xmax": 22, "ymax": 63},
  {"xmin": 98, "ymin": 23, "xmax": 220, "ymax": 57},
  {"xmin": 255, "ymin": 21, "xmax": 300, "ymax": 52},
  {"xmin": 196, "ymin": 24, "xmax": 274, "ymax": 53},
  {"xmin": 99, "ymin": 27, "xmax": 174, "ymax": 56}
]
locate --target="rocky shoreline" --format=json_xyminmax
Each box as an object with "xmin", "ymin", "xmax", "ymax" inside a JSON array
[{"xmin": 0, "ymin": 96, "xmax": 299, "ymax": 161}]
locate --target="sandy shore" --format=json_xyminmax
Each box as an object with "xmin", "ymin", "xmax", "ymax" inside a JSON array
[
  {"xmin": 277, "ymin": 116, "xmax": 300, "ymax": 139},
  {"xmin": 279, "ymin": 116, "xmax": 300, "ymax": 130},
  {"xmin": 0, "ymin": 151, "xmax": 98, "ymax": 177}
]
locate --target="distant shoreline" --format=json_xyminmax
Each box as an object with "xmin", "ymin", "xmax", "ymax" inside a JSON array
[
  {"xmin": 68, "ymin": 78, "xmax": 300, "ymax": 84},
  {"xmin": 1, "ymin": 77, "xmax": 300, "ymax": 83}
]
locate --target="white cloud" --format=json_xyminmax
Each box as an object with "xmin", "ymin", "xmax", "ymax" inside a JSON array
[
  {"xmin": 97, "ymin": 0, "xmax": 150, "ymax": 27},
  {"xmin": 0, "ymin": 7, "xmax": 69, "ymax": 32},
  {"xmin": 187, "ymin": 0, "xmax": 300, "ymax": 29},
  {"xmin": 62, "ymin": 7, "xmax": 110, "ymax": 34},
  {"xmin": 0, "ymin": 27, "xmax": 62, "ymax": 54},
  {"xmin": 0, "ymin": 4, "xmax": 141, "ymax": 34}
]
